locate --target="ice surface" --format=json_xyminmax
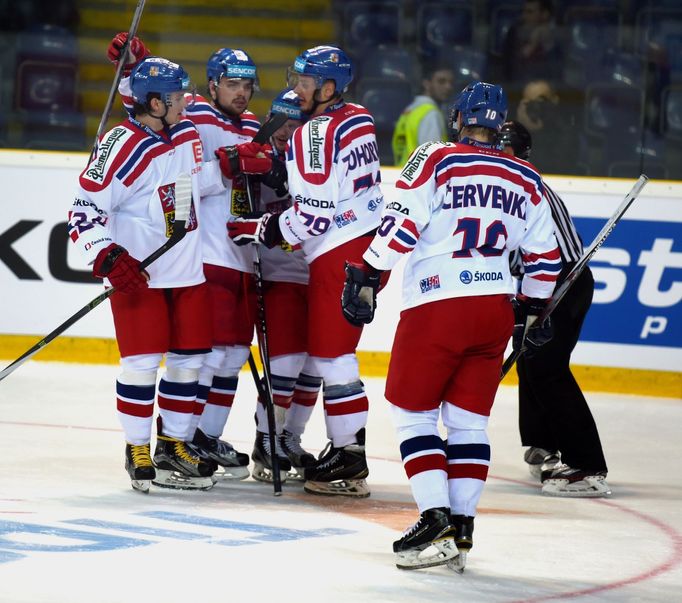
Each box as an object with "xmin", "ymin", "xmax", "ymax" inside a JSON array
[{"xmin": 0, "ymin": 362, "xmax": 680, "ymax": 603}]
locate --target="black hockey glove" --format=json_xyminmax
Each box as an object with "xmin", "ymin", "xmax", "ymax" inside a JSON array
[
  {"xmin": 259, "ymin": 157, "xmax": 289, "ymax": 198},
  {"xmin": 227, "ymin": 211, "xmax": 284, "ymax": 248},
  {"xmin": 512, "ymin": 295, "xmax": 553, "ymax": 357},
  {"xmin": 342, "ymin": 261, "xmax": 382, "ymax": 327}
]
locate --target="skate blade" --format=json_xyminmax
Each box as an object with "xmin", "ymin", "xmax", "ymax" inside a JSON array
[
  {"xmin": 395, "ymin": 537, "xmax": 458, "ymax": 570},
  {"xmin": 303, "ymin": 478, "xmax": 370, "ymax": 498},
  {"xmin": 130, "ymin": 479, "xmax": 151, "ymax": 494},
  {"xmin": 542, "ymin": 476, "xmax": 611, "ymax": 498},
  {"xmin": 214, "ymin": 465, "xmax": 250, "ymax": 481},
  {"xmin": 447, "ymin": 551, "xmax": 467, "ymax": 574},
  {"xmin": 152, "ymin": 470, "xmax": 214, "ymax": 491},
  {"xmin": 285, "ymin": 466, "xmax": 306, "ymax": 482},
  {"xmin": 251, "ymin": 462, "xmax": 288, "ymax": 484}
]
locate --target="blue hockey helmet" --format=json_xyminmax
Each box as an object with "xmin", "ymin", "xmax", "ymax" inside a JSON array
[
  {"xmin": 287, "ymin": 45, "xmax": 353, "ymax": 94},
  {"xmin": 269, "ymin": 87, "xmax": 303, "ymax": 121},
  {"xmin": 450, "ymin": 81, "xmax": 508, "ymax": 132},
  {"xmin": 130, "ymin": 56, "xmax": 192, "ymax": 106},
  {"xmin": 206, "ymin": 48, "xmax": 258, "ymax": 87}
]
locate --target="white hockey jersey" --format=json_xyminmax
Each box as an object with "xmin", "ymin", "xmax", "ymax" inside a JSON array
[
  {"xmin": 70, "ymin": 115, "xmax": 222, "ymax": 288},
  {"xmin": 184, "ymin": 95, "xmax": 261, "ymax": 271},
  {"xmin": 364, "ymin": 140, "xmax": 561, "ymax": 311},
  {"xmin": 278, "ymin": 102, "xmax": 384, "ymax": 263},
  {"xmin": 259, "ymin": 182, "xmax": 309, "ymax": 285}
]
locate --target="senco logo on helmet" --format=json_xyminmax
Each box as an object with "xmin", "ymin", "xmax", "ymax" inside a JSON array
[
  {"xmin": 272, "ymin": 102, "xmax": 301, "ymax": 119},
  {"xmin": 226, "ymin": 65, "xmax": 256, "ymax": 78},
  {"xmin": 294, "ymin": 58, "xmax": 307, "ymax": 73}
]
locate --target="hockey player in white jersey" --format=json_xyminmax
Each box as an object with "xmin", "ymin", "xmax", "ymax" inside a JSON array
[
  {"xmin": 69, "ymin": 56, "xmax": 229, "ymax": 492},
  {"xmin": 342, "ymin": 82, "xmax": 561, "ymax": 569},
  {"xmin": 105, "ymin": 38, "xmax": 270, "ymax": 481},
  {"xmin": 227, "ymin": 46, "xmax": 386, "ymax": 497},
  {"xmin": 181, "ymin": 48, "xmax": 263, "ymax": 480},
  {"xmin": 240, "ymin": 88, "xmax": 321, "ymax": 481}
]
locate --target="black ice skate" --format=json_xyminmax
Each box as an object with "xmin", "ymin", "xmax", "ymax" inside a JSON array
[
  {"xmin": 303, "ymin": 429, "xmax": 370, "ymax": 498},
  {"xmin": 279, "ymin": 429, "xmax": 315, "ymax": 481},
  {"xmin": 447, "ymin": 514, "xmax": 475, "ymax": 573},
  {"xmin": 251, "ymin": 430, "xmax": 291, "ymax": 484},
  {"xmin": 125, "ymin": 442, "xmax": 155, "ymax": 493},
  {"xmin": 153, "ymin": 434, "xmax": 214, "ymax": 490},
  {"xmin": 524, "ymin": 447, "xmax": 561, "ymax": 481},
  {"xmin": 191, "ymin": 428, "xmax": 250, "ymax": 480},
  {"xmin": 393, "ymin": 507, "xmax": 458, "ymax": 570},
  {"xmin": 541, "ymin": 464, "xmax": 611, "ymax": 498}
]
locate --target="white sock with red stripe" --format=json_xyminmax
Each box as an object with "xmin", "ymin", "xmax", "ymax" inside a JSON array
[
  {"xmin": 116, "ymin": 378, "xmax": 156, "ymax": 445},
  {"xmin": 309, "ymin": 354, "xmax": 368, "ymax": 447},
  {"xmin": 442, "ymin": 403, "xmax": 490, "ymax": 517},
  {"xmin": 197, "ymin": 345, "xmax": 249, "ymax": 438},
  {"xmin": 284, "ymin": 372, "xmax": 322, "ymax": 436},
  {"xmin": 390, "ymin": 405, "xmax": 449, "ymax": 512}
]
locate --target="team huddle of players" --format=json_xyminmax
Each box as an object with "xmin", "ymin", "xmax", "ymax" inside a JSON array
[{"xmin": 68, "ymin": 34, "xmax": 561, "ymax": 571}]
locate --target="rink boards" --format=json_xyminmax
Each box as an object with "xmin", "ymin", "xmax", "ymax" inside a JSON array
[{"xmin": 0, "ymin": 149, "xmax": 680, "ymax": 397}]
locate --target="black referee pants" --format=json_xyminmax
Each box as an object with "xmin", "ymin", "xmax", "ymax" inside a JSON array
[{"xmin": 517, "ymin": 267, "xmax": 608, "ymax": 473}]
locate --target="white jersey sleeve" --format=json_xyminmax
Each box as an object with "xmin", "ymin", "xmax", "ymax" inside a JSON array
[
  {"xmin": 69, "ymin": 117, "xmax": 206, "ymax": 288},
  {"xmin": 279, "ymin": 103, "xmax": 384, "ymax": 262},
  {"xmin": 185, "ymin": 96, "xmax": 261, "ymax": 271}
]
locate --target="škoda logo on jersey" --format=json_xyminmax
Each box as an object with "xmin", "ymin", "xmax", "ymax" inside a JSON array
[
  {"xmin": 158, "ymin": 183, "xmax": 198, "ymax": 237},
  {"xmin": 306, "ymin": 117, "xmax": 331, "ymax": 172},
  {"xmin": 85, "ymin": 127, "xmax": 127, "ymax": 183}
]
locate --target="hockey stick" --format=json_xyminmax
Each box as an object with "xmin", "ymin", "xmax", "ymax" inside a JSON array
[
  {"xmin": 0, "ymin": 174, "xmax": 193, "ymax": 383},
  {"xmin": 89, "ymin": 0, "xmax": 147, "ymax": 163},
  {"xmin": 500, "ymin": 174, "xmax": 649, "ymax": 379},
  {"xmin": 244, "ymin": 111, "xmax": 288, "ymax": 495}
]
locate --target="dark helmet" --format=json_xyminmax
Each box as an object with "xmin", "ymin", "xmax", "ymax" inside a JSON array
[
  {"xmin": 130, "ymin": 57, "xmax": 192, "ymax": 106},
  {"xmin": 287, "ymin": 45, "xmax": 353, "ymax": 94},
  {"xmin": 206, "ymin": 48, "xmax": 258, "ymax": 87},
  {"xmin": 269, "ymin": 87, "xmax": 303, "ymax": 121},
  {"xmin": 449, "ymin": 81, "xmax": 508, "ymax": 134},
  {"xmin": 498, "ymin": 120, "xmax": 532, "ymax": 160}
]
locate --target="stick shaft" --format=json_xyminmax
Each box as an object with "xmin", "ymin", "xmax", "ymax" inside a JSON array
[
  {"xmin": 89, "ymin": 0, "xmax": 147, "ymax": 162},
  {"xmin": 500, "ymin": 174, "xmax": 649, "ymax": 379}
]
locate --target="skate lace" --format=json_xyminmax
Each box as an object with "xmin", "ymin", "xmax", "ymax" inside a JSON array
[
  {"xmin": 130, "ymin": 444, "xmax": 152, "ymax": 467},
  {"xmin": 174, "ymin": 441, "xmax": 199, "ymax": 465},
  {"xmin": 214, "ymin": 439, "xmax": 236, "ymax": 456},
  {"xmin": 282, "ymin": 431, "xmax": 307, "ymax": 456},
  {"xmin": 402, "ymin": 516, "xmax": 424, "ymax": 538},
  {"xmin": 317, "ymin": 443, "xmax": 341, "ymax": 470},
  {"xmin": 262, "ymin": 433, "xmax": 286, "ymax": 457}
]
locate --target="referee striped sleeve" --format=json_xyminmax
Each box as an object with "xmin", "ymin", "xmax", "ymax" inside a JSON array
[{"xmin": 543, "ymin": 182, "xmax": 583, "ymax": 264}]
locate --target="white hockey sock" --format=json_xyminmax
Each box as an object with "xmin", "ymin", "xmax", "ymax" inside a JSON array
[
  {"xmin": 390, "ymin": 405, "xmax": 449, "ymax": 513},
  {"xmin": 442, "ymin": 403, "xmax": 490, "ymax": 517}
]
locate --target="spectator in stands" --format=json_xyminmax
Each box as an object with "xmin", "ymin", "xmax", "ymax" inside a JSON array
[
  {"xmin": 503, "ymin": 0, "xmax": 561, "ymax": 84},
  {"xmin": 391, "ymin": 61, "xmax": 454, "ymax": 166},
  {"xmin": 516, "ymin": 79, "xmax": 581, "ymax": 174}
]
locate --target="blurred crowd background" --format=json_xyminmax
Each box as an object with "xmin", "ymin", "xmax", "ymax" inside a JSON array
[{"xmin": 0, "ymin": 0, "xmax": 680, "ymax": 179}]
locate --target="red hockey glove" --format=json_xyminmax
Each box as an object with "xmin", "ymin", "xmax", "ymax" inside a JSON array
[
  {"xmin": 215, "ymin": 142, "xmax": 273, "ymax": 179},
  {"xmin": 227, "ymin": 212, "xmax": 283, "ymax": 248},
  {"xmin": 107, "ymin": 32, "xmax": 150, "ymax": 74},
  {"xmin": 512, "ymin": 295, "xmax": 553, "ymax": 356},
  {"xmin": 342, "ymin": 261, "xmax": 382, "ymax": 327},
  {"xmin": 93, "ymin": 243, "xmax": 149, "ymax": 294}
]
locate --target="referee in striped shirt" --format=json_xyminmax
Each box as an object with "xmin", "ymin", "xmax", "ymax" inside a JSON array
[{"xmin": 500, "ymin": 121, "xmax": 610, "ymax": 497}]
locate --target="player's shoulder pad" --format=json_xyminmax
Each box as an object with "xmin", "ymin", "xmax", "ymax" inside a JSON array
[
  {"xmin": 80, "ymin": 123, "xmax": 137, "ymax": 190},
  {"xmin": 397, "ymin": 141, "xmax": 453, "ymax": 189}
]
